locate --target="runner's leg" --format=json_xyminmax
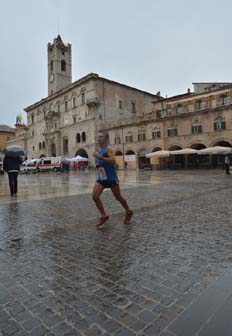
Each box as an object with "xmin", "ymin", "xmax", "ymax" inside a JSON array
[
  {"xmin": 92, "ymin": 182, "xmax": 107, "ymax": 217},
  {"xmin": 111, "ymin": 184, "xmax": 133, "ymax": 223},
  {"xmin": 111, "ymin": 184, "xmax": 130, "ymax": 212}
]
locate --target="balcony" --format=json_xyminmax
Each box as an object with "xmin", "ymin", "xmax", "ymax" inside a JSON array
[{"xmin": 86, "ymin": 97, "xmax": 100, "ymax": 107}]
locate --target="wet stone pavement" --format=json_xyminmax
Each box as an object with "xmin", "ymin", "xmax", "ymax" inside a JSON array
[{"xmin": 0, "ymin": 170, "xmax": 232, "ymax": 335}]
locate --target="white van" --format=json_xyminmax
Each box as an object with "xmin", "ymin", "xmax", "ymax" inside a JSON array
[
  {"xmin": 21, "ymin": 159, "xmax": 40, "ymax": 174},
  {"xmin": 37, "ymin": 157, "xmax": 62, "ymax": 172}
]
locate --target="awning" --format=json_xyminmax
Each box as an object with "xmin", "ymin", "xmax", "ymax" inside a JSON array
[
  {"xmin": 198, "ymin": 146, "xmax": 232, "ymax": 155},
  {"xmin": 169, "ymin": 148, "xmax": 199, "ymax": 155},
  {"xmin": 66, "ymin": 155, "xmax": 89, "ymax": 162},
  {"xmin": 146, "ymin": 150, "xmax": 170, "ymax": 158}
]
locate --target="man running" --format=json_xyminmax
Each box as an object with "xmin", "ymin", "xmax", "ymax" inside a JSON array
[{"xmin": 92, "ymin": 131, "xmax": 133, "ymax": 228}]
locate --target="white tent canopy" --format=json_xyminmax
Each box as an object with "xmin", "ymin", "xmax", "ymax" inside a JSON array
[
  {"xmin": 146, "ymin": 150, "xmax": 170, "ymax": 158},
  {"xmin": 198, "ymin": 146, "xmax": 232, "ymax": 155},
  {"xmin": 66, "ymin": 155, "xmax": 89, "ymax": 162},
  {"xmin": 146, "ymin": 146, "xmax": 232, "ymax": 158},
  {"xmin": 169, "ymin": 148, "xmax": 199, "ymax": 155}
]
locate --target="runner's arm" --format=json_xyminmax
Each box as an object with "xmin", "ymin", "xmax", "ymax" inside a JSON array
[{"xmin": 93, "ymin": 147, "xmax": 116, "ymax": 165}]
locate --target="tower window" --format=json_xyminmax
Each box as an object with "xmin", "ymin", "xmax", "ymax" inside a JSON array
[
  {"xmin": 61, "ymin": 60, "xmax": 66, "ymax": 72},
  {"xmin": 51, "ymin": 60, "xmax": 53, "ymax": 71},
  {"xmin": 65, "ymin": 101, "xmax": 68, "ymax": 111}
]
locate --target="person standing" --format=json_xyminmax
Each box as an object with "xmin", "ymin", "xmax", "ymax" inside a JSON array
[
  {"xmin": 225, "ymin": 155, "xmax": 230, "ymax": 175},
  {"xmin": 3, "ymin": 155, "xmax": 22, "ymax": 197},
  {"xmin": 92, "ymin": 131, "xmax": 133, "ymax": 228}
]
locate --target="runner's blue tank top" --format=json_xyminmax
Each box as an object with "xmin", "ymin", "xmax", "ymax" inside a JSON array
[{"xmin": 97, "ymin": 145, "xmax": 118, "ymax": 182}]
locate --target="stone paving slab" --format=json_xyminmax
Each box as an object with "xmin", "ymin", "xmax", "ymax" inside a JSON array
[{"xmin": 0, "ymin": 171, "xmax": 232, "ymax": 335}]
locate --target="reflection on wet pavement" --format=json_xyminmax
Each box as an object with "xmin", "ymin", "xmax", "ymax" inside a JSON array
[
  {"xmin": 0, "ymin": 169, "xmax": 171, "ymax": 204},
  {"xmin": 0, "ymin": 169, "xmax": 232, "ymax": 335},
  {"xmin": 0, "ymin": 169, "xmax": 225, "ymax": 204}
]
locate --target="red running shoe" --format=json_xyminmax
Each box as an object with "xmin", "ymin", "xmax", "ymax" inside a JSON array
[
  {"xmin": 124, "ymin": 210, "xmax": 133, "ymax": 224},
  {"xmin": 96, "ymin": 215, "xmax": 109, "ymax": 229}
]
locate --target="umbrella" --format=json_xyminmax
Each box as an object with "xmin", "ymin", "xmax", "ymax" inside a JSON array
[
  {"xmin": 146, "ymin": 150, "xmax": 170, "ymax": 158},
  {"xmin": 169, "ymin": 148, "xmax": 199, "ymax": 155},
  {"xmin": 3, "ymin": 146, "xmax": 26, "ymax": 157},
  {"xmin": 66, "ymin": 155, "xmax": 89, "ymax": 162},
  {"xmin": 198, "ymin": 146, "xmax": 232, "ymax": 155}
]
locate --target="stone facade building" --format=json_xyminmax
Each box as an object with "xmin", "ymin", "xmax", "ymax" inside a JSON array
[
  {"xmin": 104, "ymin": 83, "xmax": 232, "ymax": 169},
  {"xmin": 24, "ymin": 35, "xmax": 232, "ymax": 170},
  {"xmin": 0, "ymin": 125, "xmax": 15, "ymax": 160},
  {"xmin": 5, "ymin": 114, "xmax": 28, "ymax": 154},
  {"xmin": 24, "ymin": 36, "xmax": 156, "ymax": 162},
  {"xmin": 6, "ymin": 125, "xmax": 28, "ymax": 155}
]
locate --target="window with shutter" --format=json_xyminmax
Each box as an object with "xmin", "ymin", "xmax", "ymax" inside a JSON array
[{"xmin": 221, "ymin": 121, "xmax": 226, "ymax": 130}]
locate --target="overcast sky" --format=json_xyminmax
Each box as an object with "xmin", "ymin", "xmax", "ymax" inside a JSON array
[{"xmin": 1, "ymin": 0, "xmax": 232, "ymax": 127}]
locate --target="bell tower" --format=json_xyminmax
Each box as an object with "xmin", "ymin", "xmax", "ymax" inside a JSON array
[{"xmin": 47, "ymin": 35, "xmax": 72, "ymax": 96}]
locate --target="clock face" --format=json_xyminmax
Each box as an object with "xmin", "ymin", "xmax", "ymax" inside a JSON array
[{"xmin": 50, "ymin": 73, "xmax": 54, "ymax": 83}]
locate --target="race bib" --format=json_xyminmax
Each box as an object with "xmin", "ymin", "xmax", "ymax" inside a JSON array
[{"xmin": 99, "ymin": 167, "xmax": 107, "ymax": 180}]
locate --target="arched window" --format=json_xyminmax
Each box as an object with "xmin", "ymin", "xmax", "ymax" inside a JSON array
[
  {"xmin": 49, "ymin": 103, "xmax": 54, "ymax": 112},
  {"xmin": 114, "ymin": 136, "xmax": 121, "ymax": 144},
  {"xmin": 56, "ymin": 103, "xmax": 60, "ymax": 113},
  {"xmin": 221, "ymin": 95, "xmax": 229, "ymax": 106},
  {"xmin": 76, "ymin": 133, "xmax": 81, "ymax": 143},
  {"xmin": 125, "ymin": 132, "xmax": 133, "ymax": 143},
  {"xmin": 138, "ymin": 131, "xmax": 146, "ymax": 142},
  {"xmin": 214, "ymin": 117, "xmax": 226, "ymax": 131},
  {"xmin": 167, "ymin": 127, "xmax": 178, "ymax": 137},
  {"xmin": 191, "ymin": 120, "xmax": 202, "ymax": 134},
  {"xmin": 63, "ymin": 138, "xmax": 69, "ymax": 154},
  {"xmin": 43, "ymin": 107, "xmax": 47, "ymax": 119},
  {"xmin": 197, "ymin": 100, "xmax": 205, "ymax": 110},
  {"xmin": 42, "ymin": 141, "xmax": 45, "ymax": 149},
  {"xmin": 176, "ymin": 104, "xmax": 183, "ymax": 114},
  {"xmin": 39, "ymin": 142, "xmax": 42, "ymax": 150},
  {"xmin": 82, "ymin": 132, "xmax": 86, "ymax": 142},
  {"xmin": 152, "ymin": 127, "xmax": 161, "ymax": 139},
  {"xmin": 73, "ymin": 96, "xmax": 76, "ymax": 108},
  {"xmin": 61, "ymin": 60, "xmax": 66, "ymax": 71},
  {"xmin": 50, "ymin": 60, "xmax": 53, "ymax": 71}
]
